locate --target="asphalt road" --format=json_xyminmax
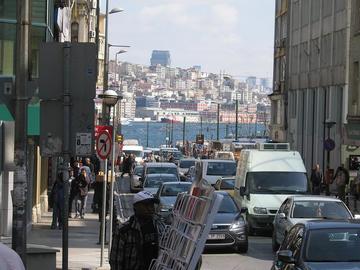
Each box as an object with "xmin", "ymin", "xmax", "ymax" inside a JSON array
[{"xmin": 115, "ymin": 176, "xmax": 274, "ymax": 270}]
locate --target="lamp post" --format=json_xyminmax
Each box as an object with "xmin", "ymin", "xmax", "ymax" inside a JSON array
[
  {"xmin": 115, "ymin": 49, "xmax": 127, "ymax": 89},
  {"xmin": 101, "ymin": 4, "xmax": 124, "ymax": 125},
  {"xmin": 98, "ymin": 90, "xmax": 121, "ymax": 267}
]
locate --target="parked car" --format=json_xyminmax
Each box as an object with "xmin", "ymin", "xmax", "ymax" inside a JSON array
[
  {"xmin": 130, "ymin": 165, "xmax": 144, "ymax": 193},
  {"xmin": 271, "ymin": 220, "xmax": 360, "ymax": 270},
  {"xmin": 205, "ymin": 191, "xmax": 248, "ymax": 253},
  {"xmin": 272, "ymin": 195, "xmax": 354, "ymax": 251},
  {"xmin": 214, "ymin": 177, "xmax": 235, "ymax": 197},
  {"xmin": 155, "ymin": 182, "xmax": 192, "ymax": 220},
  {"xmin": 142, "ymin": 173, "xmax": 180, "ymax": 195}
]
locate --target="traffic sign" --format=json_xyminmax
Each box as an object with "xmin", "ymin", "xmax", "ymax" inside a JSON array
[
  {"xmin": 75, "ymin": 132, "xmax": 92, "ymax": 156},
  {"xmin": 324, "ymin": 138, "xmax": 335, "ymax": 151},
  {"xmin": 96, "ymin": 130, "xmax": 112, "ymax": 160}
]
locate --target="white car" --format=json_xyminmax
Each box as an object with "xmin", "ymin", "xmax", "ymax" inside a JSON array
[
  {"xmin": 272, "ymin": 195, "xmax": 354, "ymax": 252},
  {"xmin": 130, "ymin": 165, "xmax": 144, "ymax": 193}
]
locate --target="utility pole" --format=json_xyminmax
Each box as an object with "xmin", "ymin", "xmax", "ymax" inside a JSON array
[
  {"xmin": 235, "ymin": 99, "xmax": 238, "ymax": 140},
  {"xmin": 182, "ymin": 117, "xmax": 186, "ymax": 152},
  {"xmin": 146, "ymin": 122, "xmax": 149, "ymax": 147},
  {"xmin": 62, "ymin": 43, "xmax": 71, "ymax": 270},
  {"xmin": 217, "ymin": 103, "xmax": 220, "ymax": 140},
  {"xmin": 101, "ymin": 0, "xmax": 110, "ymax": 125},
  {"xmin": 13, "ymin": 0, "xmax": 30, "ymax": 264}
]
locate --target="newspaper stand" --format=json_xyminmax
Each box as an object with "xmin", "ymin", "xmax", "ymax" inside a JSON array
[{"xmin": 149, "ymin": 163, "xmax": 223, "ymax": 270}]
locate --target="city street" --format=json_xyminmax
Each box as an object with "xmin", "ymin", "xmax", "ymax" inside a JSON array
[{"xmin": 115, "ymin": 176, "xmax": 274, "ymax": 270}]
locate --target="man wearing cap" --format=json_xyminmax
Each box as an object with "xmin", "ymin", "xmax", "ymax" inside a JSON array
[{"xmin": 109, "ymin": 191, "xmax": 164, "ymax": 270}]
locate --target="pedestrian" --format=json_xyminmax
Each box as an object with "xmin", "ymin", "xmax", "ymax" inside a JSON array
[
  {"xmin": 69, "ymin": 168, "xmax": 81, "ymax": 218},
  {"xmin": 50, "ymin": 172, "xmax": 64, "ymax": 229},
  {"xmin": 109, "ymin": 191, "xmax": 163, "ymax": 270},
  {"xmin": 121, "ymin": 155, "xmax": 131, "ymax": 178},
  {"xmin": 310, "ymin": 164, "xmax": 322, "ymax": 195},
  {"xmin": 76, "ymin": 168, "xmax": 90, "ymax": 219},
  {"xmin": 0, "ymin": 242, "xmax": 25, "ymax": 270},
  {"xmin": 333, "ymin": 163, "xmax": 350, "ymax": 202}
]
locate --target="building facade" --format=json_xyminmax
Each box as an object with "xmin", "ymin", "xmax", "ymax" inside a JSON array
[{"xmin": 271, "ymin": 0, "xmax": 355, "ymax": 173}]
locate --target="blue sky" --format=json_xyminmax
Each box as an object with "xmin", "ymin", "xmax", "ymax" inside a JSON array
[{"xmin": 103, "ymin": 0, "xmax": 275, "ymax": 78}]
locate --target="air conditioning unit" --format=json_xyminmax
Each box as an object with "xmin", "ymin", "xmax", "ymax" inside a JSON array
[
  {"xmin": 89, "ymin": 30, "xmax": 96, "ymax": 38},
  {"xmin": 257, "ymin": 143, "xmax": 290, "ymax": 151}
]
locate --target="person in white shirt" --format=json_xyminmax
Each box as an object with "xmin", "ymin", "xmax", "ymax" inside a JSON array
[{"xmin": 0, "ymin": 243, "xmax": 25, "ymax": 270}]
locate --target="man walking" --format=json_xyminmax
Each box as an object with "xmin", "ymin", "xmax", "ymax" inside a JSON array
[
  {"xmin": 334, "ymin": 163, "xmax": 349, "ymax": 202},
  {"xmin": 109, "ymin": 191, "xmax": 163, "ymax": 270},
  {"xmin": 310, "ymin": 164, "xmax": 322, "ymax": 195}
]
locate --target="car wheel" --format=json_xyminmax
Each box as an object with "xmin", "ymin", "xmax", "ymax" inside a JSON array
[
  {"xmin": 235, "ymin": 242, "xmax": 248, "ymax": 253},
  {"xmin": 272, "ymin": 229, "xmax": 280, "ymax": 252}
]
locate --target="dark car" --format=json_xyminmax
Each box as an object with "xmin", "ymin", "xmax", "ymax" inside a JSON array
[
  {"xmin": 143, "ymin": 173, "xmax": 180, "ymax": 195},
  {"xmin": 205, "ymin": 191, "xmax": 248, "ymax": 253},
  {"xmin": 155, "ymin": 182, "xmax": 192, "ymax": 220},
  {"xmin": 272, "ymin": 220, "xmax": 360, "ymax": 270}
]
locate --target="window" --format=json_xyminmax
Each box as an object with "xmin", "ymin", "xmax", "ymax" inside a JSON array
[
  {"xmin": 335, "ymin": 0, "xmax": 346, "ymax": 12},
  {"xmin": 0, "ymin": 23, "xmax": 16, "ymax": 75},
  {"xmin": 322, "ymin": 0, "xmax": 333, "ymax": 18},
  {"xmin": 30, "ymin": 26, "xmax": 46, "ymax": 78},
  {"xmin": 333, "ymin": 30, "xmax": 345, "ymax": 66},
  {"xmin": 292, "ymin": 1, "xmax": 300, "ymax": 30},
  {"xmin": 291, "ymin": 45, "xmax": 299, "ymax": 74},
  {"xmin": 310, "ymin": 38, "xmax": 320, "ymax": 71},
  {"xmin": 246, "ymin": 172, "xmax": 308, "ymax": 194},
  {"xmin": 300, "ymin": 42, "xmax": 309, "ymax": 72},
  {"xmin": 321, "ymin": 34, "xmax": 332, "ymax": 67},
  {"xmin": 352, "ymin": 62, "xmax": 359, "ymax": 114},
  {"xmin": 311, "ymin": 0, "xmax": 320, "ymax": 22},
  {"xmin": 301, "ymin": 0, "xmax": 309, "ymax": 26},
  {"xmin": 0, "ymin": 0, "xmax": 16, "ymax": 20}
]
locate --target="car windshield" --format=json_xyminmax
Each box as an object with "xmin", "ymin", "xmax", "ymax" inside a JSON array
[
  {"xmin": 133, "ymin": 166, "xmax": 143, "ymax": 176},
  {"xmin": 123, "ymin": 150, "xmax": 143, "ymax": 158},
  {"xmin": 220, "ymin": 179, "xmax": 235, "ymax": 190},
  {"xmin": 218, "ymin": 194, "xmax": 238, "ymax": 213},
  {"xmin": 292, "ymin": 201, "xmax": 351, "ymax": 219},
  {"xmin": 217, "ymin": 153, "xmax": 232, "ymax": 159},
  {"xmin": 144, "ymin": 175, "xmax": 179, "ymax": 188},
  {"xmin": 179, "ymin": 160, "xmax": 195, "ymax": 168},
  {"xmin": 246, "ymin": 172, "xmax": 308, "ymax": 194},
  {"xmin": 160, "ymin": 184, "xmax": 191, "ymax": 196},
  {"xmin": 206, "ymin": 162, "xmax": 236, "ymax": 176},
  {"xmin": 305, "ymin": 228, "xmax": 360, "ymax": 262},
  {"xmin": 147, "ymin": 167, "xmax": 178, "ymax": 176}
]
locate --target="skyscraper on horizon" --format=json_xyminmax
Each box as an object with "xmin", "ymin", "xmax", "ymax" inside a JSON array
[{"xmin": 150, "ymin": 50, "xmax": 171, "ymax": 67}]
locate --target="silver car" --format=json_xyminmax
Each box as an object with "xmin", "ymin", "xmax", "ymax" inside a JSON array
[{"xmin": 272, "ymin": 195, "xmax": 354, "ymax": 252}]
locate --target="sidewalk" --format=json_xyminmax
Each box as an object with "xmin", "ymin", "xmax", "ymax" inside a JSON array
[{"xmin": 28, "ymin": 191, "xmax": 110, "ymax": 270}]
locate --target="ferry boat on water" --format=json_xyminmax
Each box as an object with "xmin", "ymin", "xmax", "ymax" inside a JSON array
[{"xmin": 160, "ymin": 117, "xmax": 181, "ymax": 124}]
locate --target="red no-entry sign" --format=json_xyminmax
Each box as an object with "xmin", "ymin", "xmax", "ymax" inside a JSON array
[{"xmin": 96, "ymin": 130, "xmax": 112, "ymax": 160}]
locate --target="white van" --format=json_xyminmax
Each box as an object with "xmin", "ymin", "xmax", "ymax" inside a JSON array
[
  {"xmin": 122, "ymin": 145, "xmax": 144, "ymax": 163},
  {"xmin": 233, "ymin": 143, "xmax": 309, "ymax": 233},
  {"xmin": 197, "ymin": 159, "xmax": 237, "ymax": 185}
]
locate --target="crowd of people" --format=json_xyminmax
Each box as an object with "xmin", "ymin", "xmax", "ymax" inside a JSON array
[
  {"xmin": 310, "ymin": 163, "xmax": 351, "ymax": 202},
  {"xmin": 49, "ymin": 157, "xmax": 99, "ymax": 229}
]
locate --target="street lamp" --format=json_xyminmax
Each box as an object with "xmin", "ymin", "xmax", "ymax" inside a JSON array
[
  {"xmin": 102, "ymin": 2, "xmax": 124, "ymax": 125},
  {"xmin": 97, "ymin": 89, "xmax": 121, "ymax": 267},
  {"xmin": 115, "ymin": 50, "xmax": 127, "ymax": 90}
]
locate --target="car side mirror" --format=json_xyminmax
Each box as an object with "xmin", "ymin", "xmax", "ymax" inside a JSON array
[
  {"xmin": 278, "ymin": 250, "xmax": 295, "ymax": 264},
  {"xmin": 239, "ymin": 186, "xmax": 246, "ymax": 196},
  {"xmin": 279, "ymin": 213, "xmax": 286, "ymax": 219}
]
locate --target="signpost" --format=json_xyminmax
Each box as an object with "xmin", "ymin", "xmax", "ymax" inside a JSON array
[{"xmin": 95, "ymin": 128, "xmax": 112, "ymax": 267}]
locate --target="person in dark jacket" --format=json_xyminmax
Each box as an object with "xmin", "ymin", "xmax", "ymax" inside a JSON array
[
  {"xmin": 50, "ymin": 172, "xmax": 65, "ymax": 229},
  {"xmin": 310, "ymin": 164, "xmax": 322, "ymax": 195},
  {"xmin": 333, "ymin": 164, "xmax": 350, "ymax": 202},
  {"xmin": 76, "ymin": 168, "xmax": 90, "ymax": 219}
]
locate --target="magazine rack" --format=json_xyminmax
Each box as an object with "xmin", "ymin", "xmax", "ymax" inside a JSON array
[{"xmin": 149, "ymin": 162, "xmax": 223, "ymax": 270}]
